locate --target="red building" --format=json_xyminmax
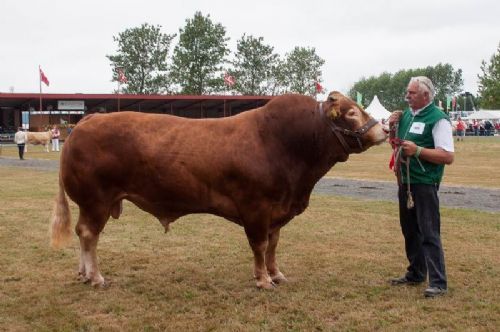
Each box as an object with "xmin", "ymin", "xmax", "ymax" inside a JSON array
[{"xmin": 0, "ymin": 93, "xmax": 273, "ymax": 141}]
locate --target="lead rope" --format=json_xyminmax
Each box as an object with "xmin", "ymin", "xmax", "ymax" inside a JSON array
[
  {"xmin": 392, "ymin": 114, "xmax": 415, "ymax": 209},
  {"xmin": 405, "ymin": 156, "xmax": 414, "ymax": 209}
]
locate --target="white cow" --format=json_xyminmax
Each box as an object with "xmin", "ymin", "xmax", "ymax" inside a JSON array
[{"xmin": 25, "ymin": 131, "xmax": 51, "ymax": 152}]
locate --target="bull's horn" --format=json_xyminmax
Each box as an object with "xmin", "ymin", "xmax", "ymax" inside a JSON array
[{"xmin": 327, "ymin": 92, "xmax": 341, "ymax": 119}]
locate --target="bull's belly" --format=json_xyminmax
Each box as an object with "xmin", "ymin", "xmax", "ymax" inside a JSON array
[{"xmin": 125, "ymin": 191, "xmax": 241, "ymax": 223}]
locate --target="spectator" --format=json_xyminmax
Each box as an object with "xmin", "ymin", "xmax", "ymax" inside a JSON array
[
  {"xmin": 455, "ymin": 117, "xmax": 466, "ymax": 141},
  {"xmin": 473, "ymin": 120, "xmax": 479, "ymax": 136},
  {"xmin": 484, "ymin": 120, "xmax": 493, "ymax": 136},
  {"xmin": 51, "ymin": 125, "xmax": 60, "ymax": 152}
]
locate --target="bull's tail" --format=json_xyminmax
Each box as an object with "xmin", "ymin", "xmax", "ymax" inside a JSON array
[{"xmin": 50, "ymin": 174, "xmax": 72, "ymax": 248}]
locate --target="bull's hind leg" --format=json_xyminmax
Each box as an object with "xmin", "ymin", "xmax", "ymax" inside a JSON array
[
  {"xmin": 75, "ymin": 207, "xmax": 109, "ymax": 287},
  {"xmin": 266, "ymin": 229, "xmax": 287, "ymax": 284}
]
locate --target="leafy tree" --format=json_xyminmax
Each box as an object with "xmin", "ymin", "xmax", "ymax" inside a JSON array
[
  {"xmin": 230, "ymin": 34, "xmax": 279, "ymax": 95},
  {"xmin": 282, "ymin": 47, "xmax": 325, "ymax": 96},
  {"xmin": 478, "ymin": 42, "xmax": 500, "ymax": 109},
  {"xmin": 422, "ymin": 63, "xmax": 463, "ymax": 107},
  {"xmin": 267, "ymin": 58, "xmax": 289, "ymax": 96},
  {"xmin": 170, "ymin": 12, "xmax": 230, "ymax": 95},
  {"xmin": 107, "ymin": 23, "xmax": 175, "ymax": 94},
  {"xmin": 349, "ymin": 63, "xmax": 463, "ymax": 111}
]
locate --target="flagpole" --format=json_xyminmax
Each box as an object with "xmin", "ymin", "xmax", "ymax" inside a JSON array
[
  {"xmin": 39, "ymin": 65, "xmax": 42, "ymax": 112},
  {"xmin": 117, "ymin": 80, "xmax": 121, "ymax": 112}
]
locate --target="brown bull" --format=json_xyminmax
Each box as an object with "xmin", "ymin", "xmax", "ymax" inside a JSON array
[
  {"xmin": 25, "ymin": 130, "xmax": 51, "ymax": 152},
  {"xmin": 51, "ymin": 91, "xmax": 387, "ymax": 289}
]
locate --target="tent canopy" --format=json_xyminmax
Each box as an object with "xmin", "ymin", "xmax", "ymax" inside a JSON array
[
  {"xmin": 365, "ymin": 95, "xmax": 391, "ymax": 121},
  {"xmin": 467, "ymin": 110, "xmax": 500, "ymax": 120}
]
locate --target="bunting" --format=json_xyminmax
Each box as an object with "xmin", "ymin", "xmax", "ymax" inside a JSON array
[
  {"xmin": 117, "ymin": 68, "xmax": 128, "ymax": 83},
  {"xmin": 315, "ymin": 81, "xmax": 324, "ymax": 94},
  {"xmin": 356, "ymin": 92, "xmax": 363, "ymax": 106},
  {"xmin": 224, "ymin": 72, "xmax": 235, "ymax": 87}
]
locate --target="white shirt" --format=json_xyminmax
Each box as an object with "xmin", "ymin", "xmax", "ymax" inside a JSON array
[
  {"xmin": 14, "ymin": 131, "xmax": 26, "ymax": 144},
  {"xmin": 411, "ymin": 103, "xmax": 454, "ymax": 153}
]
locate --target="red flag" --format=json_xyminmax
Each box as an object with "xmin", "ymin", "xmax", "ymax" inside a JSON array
[
  {"xmin": 315, "ymin": 81, "xmax": 323, "ymax": 93},
  {"xmin": 224, "ymin": 72, "xmax": 235, "ymax": 87},
  {"xmin": 117, "ymin": 68, "xmax": 128, "ymax": 83},
  {"xmin": 40, "ymin": 68, "xmax": 49, "ymax": 86}
]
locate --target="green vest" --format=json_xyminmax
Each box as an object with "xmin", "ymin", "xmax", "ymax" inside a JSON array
[{"xmin": 397, "ymin": 103, "xmax": 449, "ymax": 185}]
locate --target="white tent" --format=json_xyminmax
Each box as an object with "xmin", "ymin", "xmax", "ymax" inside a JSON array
[
  {"xmin": 467, "ymin": 110, "xmax": 500, "ymax": 120},
  {"xmin": 365, "ymin": 95, "xmax": 391, "ymax": 121}
]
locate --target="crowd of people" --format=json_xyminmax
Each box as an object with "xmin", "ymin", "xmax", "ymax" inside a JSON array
[{"xmin": 452, "ymin": 118, "xmax": 498, "ymax": 140}]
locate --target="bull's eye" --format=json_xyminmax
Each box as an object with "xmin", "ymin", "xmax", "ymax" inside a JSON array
[{"xmin": 347, "ymin": 109, "xmax": 357, "ymax": 117}]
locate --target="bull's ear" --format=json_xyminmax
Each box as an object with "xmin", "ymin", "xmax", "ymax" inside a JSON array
[{"xmin": 327, "ymin": 92, "xmax": 341, "ymax": 119}]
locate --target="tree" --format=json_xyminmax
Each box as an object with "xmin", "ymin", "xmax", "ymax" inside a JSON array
[
  {"xmin": 349, "ymin": 63, "xmax": 463, "ymax": 111},
  {"xmin": 230, "ymin": 34, "xmax": 279, "ymax": 95},
  {"xmin": 107, "ymin": 23, "xmax": 175, "ymax": 94},
  {"xmin": 282, "ymin": 47, "xmax": 325, "ymax": 96},
  {"xmin": 478, "ymin": 42, "xmax": 500, "ymax": 109},
  {"xmin": 422, "ymin": 63, "xmax": 463, "ymax": 107},
  {"xmin": 170, "ymin": 12, "xmax": 230, "ymax": 95}
]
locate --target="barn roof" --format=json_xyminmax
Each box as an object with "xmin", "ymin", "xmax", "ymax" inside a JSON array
[{"xmin": 0, "ymin": 93, "xmax": 274, "ymax": 116}]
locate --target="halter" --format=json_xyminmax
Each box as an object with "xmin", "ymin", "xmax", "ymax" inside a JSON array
[{"xmin": 318, "ymin": 102, "xmax": 379, "ymax": 154}]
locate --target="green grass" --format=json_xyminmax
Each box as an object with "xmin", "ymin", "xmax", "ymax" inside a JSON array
[{"xmin": 0, "ymin": 166, "xmax": 498, "ymax": 331}]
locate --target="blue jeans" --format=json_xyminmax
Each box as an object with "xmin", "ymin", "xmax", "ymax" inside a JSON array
[{"xmin": 398, "ymin": 184, "xmax": 447, "ymax": 289}]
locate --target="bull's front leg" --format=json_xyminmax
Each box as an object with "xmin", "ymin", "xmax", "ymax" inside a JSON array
[
  {"xmin": 243, "ymin": 220, "xmax": 274, "ymax": 289},
  {"xmin": 266, "ymin": 229, "xmax": 287, "ymax": 284}
]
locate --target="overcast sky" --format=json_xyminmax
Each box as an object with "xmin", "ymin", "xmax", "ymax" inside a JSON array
[{"xmin": 1, "ymin": 0, "xmax": 499, "ymax": 99}]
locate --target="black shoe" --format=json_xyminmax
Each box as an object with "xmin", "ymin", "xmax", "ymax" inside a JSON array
[
  {"xmin": 424, "ymin": 287, "xmax": 447, "ymax": 298},
  {"xmin": 390, "ymin": 276, "xmax": 424, "ymax": 286}
]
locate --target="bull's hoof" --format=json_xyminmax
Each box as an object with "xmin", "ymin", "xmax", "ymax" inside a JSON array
[
  {"xmin": 92, "ymin": 280, "xmax": 109, "ymax": 289},
  {"xmin": 271, "ymin": 272, "xmax": 288, "ymax": 284},
  {"xmin": 78, "ymin": 273, "xmax": 90, "ymax": 284},
  {"xmin": 256, "ymin": 280, "xmax": 276, "ymax": 290}
]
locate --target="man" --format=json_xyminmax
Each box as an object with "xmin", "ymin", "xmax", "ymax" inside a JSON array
[
  {"xmin": 455, "ymin": 117, "xmax": 466, "ymax": 141},
  {"xmin": 389, "ymin": 76, "xmax": 454, "ymax": 298},
  {"xmin": 14, "ymin": 127, "xmax": 26, "ymax": 160}
]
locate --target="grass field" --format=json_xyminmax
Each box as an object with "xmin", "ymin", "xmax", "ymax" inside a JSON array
[{"xmin": 0, "ymin": 138, "xmax": 499, "ymax": 331}]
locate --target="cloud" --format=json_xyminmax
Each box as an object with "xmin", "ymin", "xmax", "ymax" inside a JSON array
[{"xmin": 1, "ymin": 0, "xmax": 499, "ymax": 96}]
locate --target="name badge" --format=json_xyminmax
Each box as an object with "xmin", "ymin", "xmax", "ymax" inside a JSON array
[{"xmin": 409, "ymin": 122, "xmax": 425, "ymax": 134}]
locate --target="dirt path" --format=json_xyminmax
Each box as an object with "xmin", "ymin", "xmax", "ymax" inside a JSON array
[{"xmin": 2, "ymin": 157, "xmax": 499, "ymax": 213}]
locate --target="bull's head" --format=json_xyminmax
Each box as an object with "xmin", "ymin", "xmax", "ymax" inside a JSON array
[{"xmin": 323, "ymin": 91, "xmax": 387, "ymax": 153}]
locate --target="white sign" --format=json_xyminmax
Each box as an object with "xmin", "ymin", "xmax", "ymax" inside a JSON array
[
  {"xmin": 409, "ymin": 122, "xmax": 425, "ymax": 135},
  {"xmin": 58, "ymin": 100, "xmax": 85, "ymax": 110}
]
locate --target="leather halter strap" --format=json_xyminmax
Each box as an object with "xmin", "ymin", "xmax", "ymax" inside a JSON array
[{"xmin": 318, "ymin": 102, "xmax": 379, "ymax": 154}]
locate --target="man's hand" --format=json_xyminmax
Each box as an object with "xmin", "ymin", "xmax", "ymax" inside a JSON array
[
  {"xmin": 401, "ymin": 140, "xmax": 418, "ymax": 157},
  {"xmin": 388, "ymin": 111, "xmax": 403, "ymax": 126},
  {"xmin": 400, "ymin": 140, "xmax": 454, "ymax": 165}
]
